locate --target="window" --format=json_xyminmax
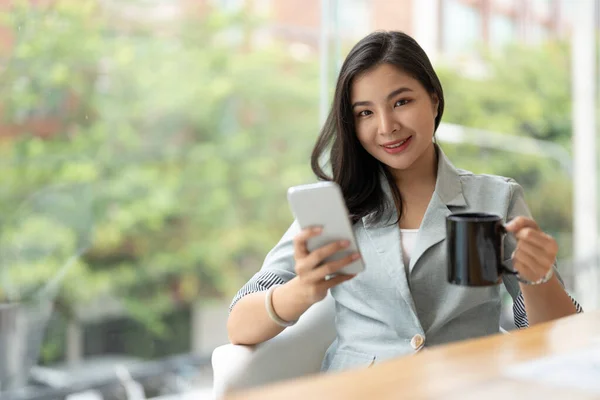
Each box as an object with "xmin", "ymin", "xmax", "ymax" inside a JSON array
[
  {"xmin": 0, "ymin": 1, "xmax": 590, "ymax": 398},
  {"xmin": 0, "ymin": 0, "xmax": 322, "ymax": 396}
]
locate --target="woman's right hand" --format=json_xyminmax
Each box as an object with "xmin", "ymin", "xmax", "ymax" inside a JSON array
[{"xmin": 293, "ymin": 226, "xmax": 361, "ymax": 304}]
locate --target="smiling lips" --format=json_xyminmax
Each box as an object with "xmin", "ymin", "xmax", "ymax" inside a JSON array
[{"xmin": 381, "ymin": 136, "xmax": 412, "ymax": 154}]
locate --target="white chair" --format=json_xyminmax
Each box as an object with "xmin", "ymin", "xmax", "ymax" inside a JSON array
[{"xmin": 211, "ymin": 294, "xmax": 336, "ymax": 399}]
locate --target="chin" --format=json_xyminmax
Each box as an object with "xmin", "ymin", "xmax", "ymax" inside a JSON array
[
  {"xmin": 378, "ymin": 154, "xmax": 418, "ymax": 171},
  {"xmin": 379, "ymin": 143, "xmax": 434, "ymax": 171},
  {"xmin": 385, "ymin": 160, "xmax": 416, "ymax": 172}
]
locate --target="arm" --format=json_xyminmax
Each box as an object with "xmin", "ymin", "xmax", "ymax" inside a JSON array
[
  {"xmin": 227, "ymin": 277, "xmax": 314, "ymax": 345},
  {"xmin": 227, "ymin": 222, "xmax": 300, "ymax": 345},
  {"xmin": 503, "ymin": 181, "xmax": 581, "ymax": 326},
  {"xmin": 227, "ymin": 223, "xmax": 357, "ymax": 345}
]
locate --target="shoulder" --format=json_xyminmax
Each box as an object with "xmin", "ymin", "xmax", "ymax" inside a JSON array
[
  {"xmin": 455, "ymin": 168, "xmax": 524, "ymax": 212},
  {"xmin": 456, "ymin": 168, "xmax": 520, "ymax": 193}
]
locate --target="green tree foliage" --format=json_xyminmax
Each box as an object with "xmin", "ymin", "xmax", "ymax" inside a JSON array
[
  {"xmin": 440, "ymin": 43, "xmax": 572, "ymax": 145},
  {"xmin": 0, "ymin": 0, "xmax": 318, "ymax": 345},
  {"xmin": 436, "ymin": 43, "xmax": 574, "ymax": 254}
]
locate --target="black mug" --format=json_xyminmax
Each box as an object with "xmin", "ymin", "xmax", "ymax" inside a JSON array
[{"xmin": 446, "ymin": 212, "xmax": 517, "ymax": 286}]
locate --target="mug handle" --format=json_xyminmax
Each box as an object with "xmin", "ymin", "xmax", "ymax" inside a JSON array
[
  {"xmin": 496, "ymin": 222, "xmax": 553, "ymax": 285},
  {"xmin": 496, "ymin": 223, "xmax": 519, "ymax": 276}
]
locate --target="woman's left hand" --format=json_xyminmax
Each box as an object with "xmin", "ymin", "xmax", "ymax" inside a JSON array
[{"xmin": 505, "ymin": 216, "xmax": 557, "ymax": 283}]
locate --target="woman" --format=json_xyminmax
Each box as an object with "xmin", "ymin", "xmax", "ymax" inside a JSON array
[{"xmin": 227, "ymin": 31, "xmax": 582, "ymax": 372}]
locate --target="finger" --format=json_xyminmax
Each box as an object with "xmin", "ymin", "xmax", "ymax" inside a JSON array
[
  {"xmin": 293, "ymin": 226, "xmax": 323, "ymax": 258},
  {"xmin": 511, "ymin": 251, "xmax": 539, "ymax": 280},
  {"xmin": 505, "ymin": 216, "xmax": 539, "ymax": 233},
  {"xmin": 306, "ymin": 239, "xmax": 351, "ymax": 267},
  {"xmin": 296, "ymin": 240, "xmax": 350, "ymax": 275},
  {"xmin": 512, "ymin": 248, "xmax": 548, "ymax": 280},
  {"xmin": 513, "ymin": 242, "xmax": 555, "ymax": 270},
  {"xmin": 308, "ymin": 252, "xmax": 361, "ymax": 281},
  {"xmin": 515, "ymin": 229, "xmax": 558, "ymax": 254}
]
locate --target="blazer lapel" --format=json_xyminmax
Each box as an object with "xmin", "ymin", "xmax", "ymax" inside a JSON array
[
  {"xmin": 362, "ymin": 176, "xmax": 420, "ymax": 322},
  {"xmin": 408, "ymin": 193, "xmax": 452, "ymax": 273},
  {"xmin": 408, "ymin": 145, "xmax": 468, "ymax": 274}
]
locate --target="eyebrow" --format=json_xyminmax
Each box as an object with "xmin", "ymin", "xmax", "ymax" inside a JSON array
[{"xmin": 351, "ymin": 87, "xmax": 414, "ymax": 110}]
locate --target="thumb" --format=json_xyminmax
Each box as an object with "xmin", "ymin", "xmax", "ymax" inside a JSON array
[{"xmin": 504, "ymin": 219, "xmax": 518, "ymax": 232}]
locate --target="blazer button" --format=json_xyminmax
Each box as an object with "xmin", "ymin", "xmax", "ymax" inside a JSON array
[{"xmin": 410, "ymin": 334, "xmax": 425, "ymax": 350}]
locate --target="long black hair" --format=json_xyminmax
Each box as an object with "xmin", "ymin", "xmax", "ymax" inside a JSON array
[{"xmin": 310, "ymin": 31, "xmax": 445, "ymax": 224}]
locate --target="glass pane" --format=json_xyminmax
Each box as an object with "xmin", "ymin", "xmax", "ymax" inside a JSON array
[{"xmin": 0, "ymin": 0, "xmax": 321, "ymax": 395}]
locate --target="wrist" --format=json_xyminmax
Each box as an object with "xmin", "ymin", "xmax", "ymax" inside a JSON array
[
  {"xmin": 270, "ymin": 279, "xmax": 313, "ymax": 323},
  {"xmin": 266, "ymin": 285, "xmax": 296, "ymax": 327},
  {"xmin": 517, "ymin": 267, "xmax": 555, "ymax": 287},
  {"xmin": 285, "ymin": 277, "xmax": 317, "ymax": 308}
]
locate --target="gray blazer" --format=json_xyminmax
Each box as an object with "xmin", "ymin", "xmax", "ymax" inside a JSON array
[{"xmin": 231, "ymin": 146, "xmax": 579, "ymax": 372}]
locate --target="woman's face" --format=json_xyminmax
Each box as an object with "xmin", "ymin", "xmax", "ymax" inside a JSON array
[{"xmin": 351, "ymin": 63, "xmax": 439, "ymax": 175}]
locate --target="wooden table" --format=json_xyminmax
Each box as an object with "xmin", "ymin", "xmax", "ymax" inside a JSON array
[{"xmin": 225, "ymin": 311, "xmax": 600, "ymax": 399}]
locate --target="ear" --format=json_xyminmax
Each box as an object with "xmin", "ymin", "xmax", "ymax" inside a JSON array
[{"xmin": 431, "ymin": 93, "xmax": 440, "ymax": 118}]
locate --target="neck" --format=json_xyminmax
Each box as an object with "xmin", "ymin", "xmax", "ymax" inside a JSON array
[{"xmin": 391, "ymin": 142, "xmax": 438, "ymax": 195}]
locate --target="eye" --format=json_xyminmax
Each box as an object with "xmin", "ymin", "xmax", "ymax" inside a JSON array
[
  {"xmin": 394, "ymin": 99, "xmax": 410, "ymax": 107},
  {"xmin": 357, "ymin": 110, "xmax": 372, "ymax": 117}
]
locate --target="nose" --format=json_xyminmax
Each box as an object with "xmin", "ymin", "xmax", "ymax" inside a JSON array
[{"xmin": 377, "ymin": 110, "xmax": 399, "ymax": 135}]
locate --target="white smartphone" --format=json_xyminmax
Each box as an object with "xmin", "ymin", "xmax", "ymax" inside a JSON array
[{"xmin": 287, "ymin": 181, "xmax": 365, "ymax": 275}]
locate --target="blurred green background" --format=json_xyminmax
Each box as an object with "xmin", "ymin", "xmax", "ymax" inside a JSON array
[{"xmin": 0, "ymin": 0, "xmax": 587, "ymax": 365}]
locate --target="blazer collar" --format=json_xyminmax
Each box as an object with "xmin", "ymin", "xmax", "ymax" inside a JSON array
[
  {"xmin": 433, "ymin": 144, "xmax": 467, "ymax": 207},
  {"xmin": 363, "ymin": 144, "xmax": 467, "ymax": 229}
]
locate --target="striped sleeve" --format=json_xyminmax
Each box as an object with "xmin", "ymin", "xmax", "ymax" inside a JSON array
[
  {"xmin": 229, "ymin": 270, "xmax": 288, "ymax": 313},
  {"xmin": 228, "ymin": 222, "xmax": 301, "ymax": 313},
  {"xmin": 513, "ymin": 292, "xmax": 584, "ymax": 329}
]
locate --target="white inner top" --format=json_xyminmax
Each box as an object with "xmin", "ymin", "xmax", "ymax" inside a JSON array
[{"xmin": 400, "ymin": 229, "xmax": 419, "ymax": 276}]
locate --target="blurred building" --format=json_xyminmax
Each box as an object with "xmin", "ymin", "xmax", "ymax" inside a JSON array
[{"xmin": 209, "ymin": 0, "xmax": 575, "ymax": 62}]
